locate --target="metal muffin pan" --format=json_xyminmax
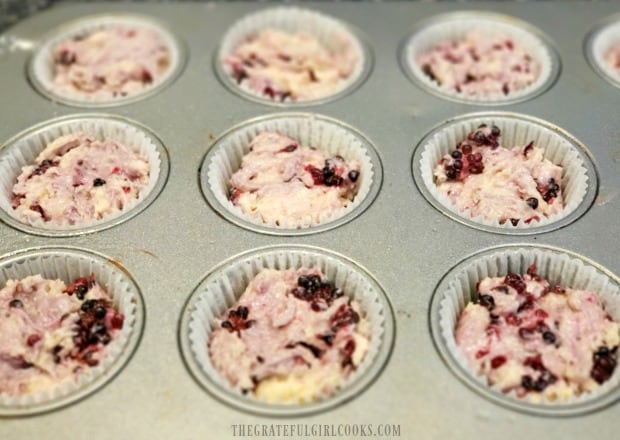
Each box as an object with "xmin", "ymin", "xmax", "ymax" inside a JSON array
[{"xmin": 0, "ymin": 2, "xmax": 618, "ymax": 439}]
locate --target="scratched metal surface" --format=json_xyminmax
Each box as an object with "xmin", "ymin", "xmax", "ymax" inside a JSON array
[{"xmin": 0, "ymin": 2, "xmax": 619, "ymax": 439}]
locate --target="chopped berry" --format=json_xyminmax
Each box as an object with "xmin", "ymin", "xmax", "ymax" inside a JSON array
[
  {"xmin": 57, "ymin": 50, "xmax": 76, "ymax": 65},
  {"xmin": 93, "ymin": 178, "xmax": 106, "ymax": 187},
  {"xmin": 330, "ymin": 304, "xmax": 360, "ymax": 333},
  {"xmin": 421, "ymin": 63, "xmax": 437, "ymax": 82},
  {"xmin": 591, "ymin": 346, "xmax": 617, "ymax": 384},
  {"xmin": 27, "ymin": 334, "xmax": 41, "ymax": 346},
  {"xmin": 518, "ymin": 327, "xmax": 536, "ymax": 340},
  {"xmin": 491, "ymin": 355, "xmax": 507, "ymax": 369},
  {"xmin": 504, "ymin": 313, "xmax": 521, "ymax": 326},
  {"xmin": 526, "ymin": 197, "xmax": 539, "ymax": 210},
  {"xmin": 293, "ymin": 275, "xmax": 343, "ymax": 311},
  {"xmin": 542, "ymin": 331, "xmax": 556, "ymax": 344},
  {"xmin": 9, "ymin": 299, "xmax": 23, "ymax": 308},
  {"xmin": 279, "ymin": 144, "xmax": 297, "ymax": 153},
  {"xmin": 510, "ymin": 218, "xmax": 519, "ymax": 226},
  {"xmin": 504, "ymin": 273, "xmax": 526, "ymax": 293},
  {"xmin": 295, "ymin": 341, "xmax": 323, "ymax": 358},
  {"xmin": 491, "ymin": 125, "xmax": 501, "ymax": 137},
  {"xmin": 477, "ymin": 294, "xmax": 495, "ymax": 311},
  {"xmin": 523, "ymin": 141, "xmax": 534, "ymax": 157},
  {"xmin": 348, "ymin": 170, "xmax": 360, "ymax": 182},
  {"xmin": 221, "ymin": 306, "xmax": 253, "ymax": 335}
]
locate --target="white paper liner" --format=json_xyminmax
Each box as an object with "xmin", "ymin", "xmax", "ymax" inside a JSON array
[
  {"xmin": 218, "ymin": 6, "xmax": 367, "ymax": 104},
  {"xmin": 0, "ymin": 116, "xmax": 162, "ymax": 232},
  {"xmin": 419, "ymin": 115, "xmax": 589, "ymax": 229},
  {"xmin": 0, "ymin": 249, "xmax": 139, "ymax": 410},
  {"xmin": 187, "ymin": 248, "xmax": 387, "ymax": 408},
  {"xmin": 404, "ymin": 13, "xmax": 555, "ymax": 103},
  {"xmin": 29, "ymin": 14, "xmax": 182, "ymax": 105},
  {"xmin": 438, "ymin": 247, "xmax": 620, "ymax": 407},
  {"xmin": 589, "ymin": 17, "xmax": 620, "ymax": 87},
  {"xmin": 206, "ymin": 114, "xmax": 375, "ymax": 230}
]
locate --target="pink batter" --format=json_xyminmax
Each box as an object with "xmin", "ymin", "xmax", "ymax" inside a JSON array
[
  {"xmin": 456, "ymin": 264, "xmax": 619, "ymax": 400},
  {"xmin": 208, "ymin": 267, "xmax": 370, "ymax": 403},
  {"xmin": 417, "ymin": 31, "xmax": 540, "ymax": 97},
  {"xmin": 605, "ymin": 42, "xmax": 620, "ymax": 74},
  {"xmin": 224, "ymin": 29, "xmax": 358, "ymax": 101},
  {"xmin": 0, "ymin": 274, "xmax": 124, "ymax": 395},
  {"xmin": 52, "ymin": 25, "xmax": 170, "ymax": 99},
  {"xmin": 229, "ymin": 131, "xmax": 361, "ymax": 228},
  {"xmin": 433, "ymin": 124, "xmax": 563, "ymax": 226},
  {"xmin": 12, "ymin": 132, "xmax": 150, "ymax": 227}
]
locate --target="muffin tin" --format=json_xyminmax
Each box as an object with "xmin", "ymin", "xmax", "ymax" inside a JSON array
[{"xmin": 0, "ymin": 2, "xmax": 618, "ymax": 439}]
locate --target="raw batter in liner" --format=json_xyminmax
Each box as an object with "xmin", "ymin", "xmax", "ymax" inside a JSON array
[
  {"xmin": 229, "ymin": 131, "xmax": 361, "ymax": 228},
  {"xmin": 224, "ymin": 28, "xmax": 358, "ymax": 102},
  {"xmin": 417, "ymin": 30, "xmax": 540, "ymax": 97},
  {"xmin": 0, "ymin": 274, "xmax": 124, "ymax": 395},
  {"xmin": 209, "ymin": 267, "xmax": 370, "ymax": 403},
  {"xmin": 11, "ymin": 132, "xmax": 150, "ymax": 227},
  {"xmin": 433, "ymin": 124, "xmax": 563, "ymax": 226},
  {"xmin": 52, "ymin": 25, "xmax": 170, "ymax": 99},
  {"xmin": 456, "ymin": 264, "xmax": 619, "ymax": 400}
]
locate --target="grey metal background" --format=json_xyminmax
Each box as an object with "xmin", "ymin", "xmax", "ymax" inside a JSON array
[{"xmin": 0, "ymin": 1, "xmax": 618, "ymax": 439}]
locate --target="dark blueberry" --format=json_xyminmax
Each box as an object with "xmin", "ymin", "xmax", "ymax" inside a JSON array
[
  {"xmin": 474, "ymin": 130, "xmax": 486, "ymax": 143},
  {"xmin": 81, "ymin": 299, "xmax": 96, "ymax": 312},
  {"xmin": 256, "ymin": 356, "xmax": 264, "ymax": 363},
  {"xmin": 542, "ymin": 331, "xmax": 556, "ymax": 344},
  {"xmin": 9, "ymin": 299, "xmax": 23, "ymax": 308},
  {"xmin": 94, "ymin": 306, "xmax": 107, "ymax": 320},
  {"xmin": 502, "ymin": 83, "xmax": 510, "ymax": 95},
  {"xmin": 445, "ymin": 167, "xmax": 457, "ymax": 180},
  {"xmin": 591, "ymin": 346, "xmax": 617, "ymax": 384},
  {"xmin": 421, "ymin": 63, "xmax": 437, "ymax": 82},
  {"xmin": 75, "ymin": 284, "xmax": 88, "ymax": 300},
  {"xmin": 521, "ymin": 375, "xmax": 534, "ymax": 390},
  {"xmin": 93, "ymin": 178, "xmax": 106, "ymax": 187},
  {"xmin": 298, "ymin": 275, "xmax": 321, "ymax": 291},
  {"xmin": 526, "ymin": 197, "xmax": 539, "ymax": 210},
  {"xmin": 451, "ymin": 150, "xmax": 463, "ymax": 159},
  {"xmin": 92, "ymin": 322, "xmax": 107, "ymax": 335},
  {"xmin": 478, "ymin": 294, "xmax": 495, "ymax": 311},
  {"xmin": 453, "ymin": 159, "xmax": 463, "ymax": 170},
  {"xmin": 347, "ymin": 170, "xmax": 359, "ymax": 182},
  {"xmin": 510, "ymin": 218, "xmax": 519, "ymax": 226},
  {"xmin": 491, "ymin": 125, "xmax": 501, "ymax": 137}
]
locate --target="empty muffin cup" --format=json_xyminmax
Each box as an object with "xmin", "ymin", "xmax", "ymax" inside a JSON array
[
  {"xmin": 412, "ymin": 112, "xmax": 597, "ymax": 234},
  {"xmin": 0, "ymin": 114, "xmax": 169, "ymax": 236},
  {"xmin": 200, "ymin": 112, "xmax": 382, "ymax": 235},
  {"xmin": 401, "ymin": 11, "xmax": 560, "ymax": 104},
  {"xmin": 179, "ymin": 245, "xmax": 394, "ymax": 417},
  {"xmin": 28, "ymin": 13, "xmax": 185, "ymax": 107},
  {"xmin": 430, "ymin": 245, "xmax": 620, "ymax": 416},
  {"xmin": 586, "ymin": 14, "xmax": 620, "ymax": 89},
  {"xmin": 215, "ymin": 6, "xmax": 371, "ymax": 106},
  {"xmin": 0, "ymin": 246, "xmax": 144, "ymax": 416}
]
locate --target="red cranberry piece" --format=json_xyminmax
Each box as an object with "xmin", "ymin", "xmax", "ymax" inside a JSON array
[
  {"xmin": 110, "ymin": 313, "xmax": 124, "ymax": 330},
  {"xmin": 504, "ymin": 273, "xmax": 526, "ymax": 293},
  {"xmin": 461, "ymin": 144, "xmax": 472, "ymax": 155},
  {"xmin": 279, "ymin": 144, "xmax": 297, "ymax": 153},
  {"xmin": 523, "ymin": 141, "xmax": 534, "ymax": 157},
  {"xmin": 475, "ymin": 349, "xmax": 489, "ymax": 359},
  {"xmin": 27, "ymin": 334, "xmax": 41, "ymax": 346},
  {"xmin": 29, "ymin": 203, "xmax": 50, "ymax": 221},
  {"xmin": 504, "ymin": 313, "xmax": 521, "ymax": 326},
  {"xmin": 330, "ymin": 304, "xmax": 360, "ymax": 333},
  {"xmin": 491, "ymin": 355, "xmax": 507, "ymax": 369},
  {"xmin": 57, "ymin": 50, "xmax": 76, "ymax": 65},
  {"xmin": 305, "ymin": 165, "xmax": 324, "ymax": 185},
  {"xmin": 518, "ymin": 327, "xmax": 536, "ymax": 340}
]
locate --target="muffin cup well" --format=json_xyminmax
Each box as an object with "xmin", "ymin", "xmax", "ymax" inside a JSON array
[
  {"xmin": 200, "ymin": 112, "xmax": 382, "ymax": 235},
  {"xmin": 28, "ymin": 13, "xmax": 186, "ymax": 107},
  {"xmin": 215, "ymin": 6, "xmax": 372, "ymax": 106},
  {"xmin": 0, "ymin": 246, "xmax": 144, "ymax": 416},
  {"xmin": 178, "ymin": 245, "xmax": 394, "ymax": 417},
  {"xmin": 586, "ymin": 14, "xmax": 620, "ymax": 89},
  {"xmin": 401, "ymin": 11, "xmax": 560, "ymax": 104},
  {"xmin": 0, "ymin": 114, "xmax": 169, "ymax": 237},
  {"xmin": 412, "ymin": 112, "xmax": 598, "ymax": 234},
  {"xmin": 429, "ymin": 245, "xmax": 620, "ymax": 416}
]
